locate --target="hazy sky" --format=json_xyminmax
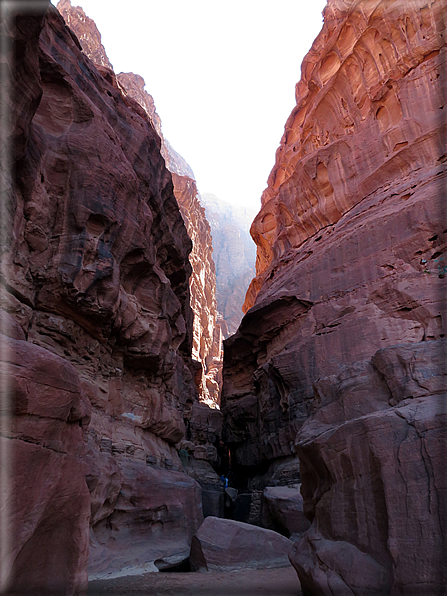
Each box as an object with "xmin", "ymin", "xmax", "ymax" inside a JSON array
[{"xmin": 53, "ymin": 0, "xmax": 327, "ymax": 212}]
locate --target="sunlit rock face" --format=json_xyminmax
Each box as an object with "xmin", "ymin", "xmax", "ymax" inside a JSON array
[
  {"xmin": 223, "ymin": 0, "xmax": 446, "ymax": 593},
  {"xmin": 3, "ymin": 4, "xmax": 205, "ymax": 591},
  {"xmin": 201, "ymin": 194, "xmax": 256, "ymax": 336},
  {"xmin": 245, "ymin": 0, "xmax": 446, "ymax": 311},
  {"xmin": 172, "ymin": 174, "xmax": 223, "ymax": 407},
  {"xmin": 56, "ymin": 0, "xmax": 221, "ymax": 409},
  {"xmin": 57, "ymin": 0, "xmax": 113, "ymax": 70}
]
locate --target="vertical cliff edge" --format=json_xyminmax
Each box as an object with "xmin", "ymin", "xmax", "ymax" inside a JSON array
[
  {"xmin": 57, "ymin": 0, "xmax": 222, "ymax": 409},
  {"xmin": 223, "ymin": 0, "xmax": 446, "ymax": 593},
  {"xmin": 1, "ymin": 3, "xmax": 212, "ymax": 592}
]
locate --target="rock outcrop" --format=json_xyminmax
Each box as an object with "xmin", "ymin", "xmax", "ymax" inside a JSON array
[
  {"xmin": 223, "ymin": 0, "xmax": 446, "ymax": 593},
  {"xmin": 201, "ymin": 194, "xmax": 256, "ymax": 336},
  {"xmin": 2, "ymin": 3, "xmax": 205, "ymax": 592},
  {"xmin": 56, "ymin": 0, "xmax": 222, "ymax": 409}
]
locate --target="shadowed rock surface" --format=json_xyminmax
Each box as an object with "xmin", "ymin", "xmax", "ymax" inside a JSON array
[
  {"xmin": 189, "ymin": 516, "xmax": 294, "ymax": 572},
  {"xmin": 222, "ymin": 0, "xmax": 447, "ymax": 593},
  {"xmin": 57, "ymin": 0, "xmax": 222, "ymax": 408},
  {"xmin": 2, "ymin": 3, "xmax": 206, "ymax": 592}
]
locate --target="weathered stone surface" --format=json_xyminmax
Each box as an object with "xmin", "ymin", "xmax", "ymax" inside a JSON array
[
  {"xmin": 262, "ymin": 485, "xmax": 310, "ymax": 537},
  {"xmin": 291, "ymin": 340, "xmax": 447, "ymax": 594},
  {"xmin": 201, "ymin": 193, "xmax": 256, "ymax": 336},
  {"xmin": 88, "ymin": 461, "xmax": 203, "ymax": 580},
  {"xmin": 189, "ymin": 517, "xmax": 293, "ymax": 572},
  {"xmin": 172, "ymin": 174, "xmax": 222, "ymax": 407},
  {"xmin": 223, "ymin": 0, "xmax": 446, "ymax": 593},
  {"xmin": 245, "ymin": 0, "xmax": 447, "ymax": 308},
  {"xmin": 57, "ymin": 0, "xmax": 113, "ymax": 70},
  {"xmin": 1, "ymin": 336, "xmax": 91, "ymax": 595},
  {"xmin": 56, "ymin": 1, "xmax": 222, "ymax": 410},
  {"xmin": 3, "ymin": 2, "xmax": 205, "ymax": 591},
  {"xmin": 180, "ymin": 458, "xmax": 224, "ymax": 518}
]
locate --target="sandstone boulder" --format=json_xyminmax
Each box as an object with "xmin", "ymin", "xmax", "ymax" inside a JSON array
[
  {"xmin": 262, "ymin": 485, "xmax": 310, "ymax": 537},
  {"xmin": 189, "ymin": 517, "xmax": 293, "ymax": 572}
]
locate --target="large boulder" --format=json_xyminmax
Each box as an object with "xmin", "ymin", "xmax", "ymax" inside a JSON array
[
  {"xmin": 262, "ymin": 484, "xmax": 310, "ymax": 537},
  {"xmin": 189, "ymin": 516, "xmax": 293, "ymax": 572}
]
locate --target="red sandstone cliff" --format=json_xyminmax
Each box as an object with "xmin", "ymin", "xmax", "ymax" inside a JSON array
[
  {"xmin": 172, "ymin": 175, "xmax": 223, "ymax": 407},
  {"xmin": 1, "ymin": 3, "xmax": 205, "ymax": 592},
  {"xmin": 56, "ymin": 0, "xmax": 221, "ymax": 410},
  {"xmin": 223, "ymin": 0, "xmax": 446, "ymax": 593}
]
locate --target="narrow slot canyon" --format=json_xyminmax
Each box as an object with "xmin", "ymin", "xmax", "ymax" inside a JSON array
[{"xmin": 1, "ymin": 1, "xmax": 446, "ymax": 595}]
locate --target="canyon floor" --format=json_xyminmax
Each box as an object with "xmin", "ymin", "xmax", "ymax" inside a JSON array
[{"xmin": 87, "ymin": 565, "xmax": 302, "ymax": 596}]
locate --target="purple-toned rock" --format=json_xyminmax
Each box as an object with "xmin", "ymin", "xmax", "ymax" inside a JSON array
[
  {"xmin": 262, "ymin": 485, "xmax": 310, "ymax": 537},
  {"xmin": 189, "ymin": 516, "xmax": 293, "ymax": 572},
  {"xmin": 1, "ymin": 336, "xmax": 91, "ymax": 595},
  {"xmin": 3, "ymin": 1, "xmax": 204, "ymax": 592}
]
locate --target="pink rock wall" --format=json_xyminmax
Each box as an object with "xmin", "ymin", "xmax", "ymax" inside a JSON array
[{"xmin": 223, "ymin": 0, "xmax": 447, "ymax": 592}]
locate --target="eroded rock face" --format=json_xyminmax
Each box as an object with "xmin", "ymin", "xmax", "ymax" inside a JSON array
[
  {"xmin": 57, "ymin": 0, "xmax": 113, "ymax": 70},
  {"xmin": 223, "ymin": 0, "xmax": 446, "ymax": 593},
  {"xmin": 2, "ymin": 3, "xmax": 204, "ymax": 591},
  {"xmin": 171, "ymin": 175, "xmax": 223, "ymax": 407},
  {"xmin": 1, "ymin": 336, "xmax": 91, "ymax": 595},
  {"xmin": 55, "ymin": 1, "xmax": 222, "ymax": 409}
]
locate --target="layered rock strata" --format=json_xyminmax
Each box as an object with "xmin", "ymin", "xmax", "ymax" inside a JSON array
[
  {"xmin": 223, "ymin": 0, "xmax": 446, "ymax": 593},
  {"xmin": 56, "ymin": 0, "xmax": 222, "ymax": 408},
  {"xmin": 2, "ymin": 3, "xmax": 205, "ymax": 592}
]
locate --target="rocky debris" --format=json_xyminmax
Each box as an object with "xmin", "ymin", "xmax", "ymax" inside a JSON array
[
  {"xmin": 55, "ymin": 1, "xmax": 223, "ymax": 409},
  {"xmin": 189, "ymin": 517, "xmax": 293, "ymax": 572},
  {"xmin": 261, "ymin": 485, "xmax": 310, "ymax": 537},
  {"xmin": 2, "ymin": 3, "xmax": 206, "ymax": 591},
  {"xmin": 222, "ymin": 0, "xmax": 447, "ymax": 593},
  {"xmin": 201, "ymin": 193, "xmax": 256, "ymax": 336}
]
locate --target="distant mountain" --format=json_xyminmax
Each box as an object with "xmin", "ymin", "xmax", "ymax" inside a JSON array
[{"xmin": 200, "ymin": 194, "xmax": 256, "ymax": 336}]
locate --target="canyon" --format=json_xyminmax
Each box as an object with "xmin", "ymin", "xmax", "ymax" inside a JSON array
[{"xmin": 1, "ymin": 0, "xmax": 446, "ymax": 595}]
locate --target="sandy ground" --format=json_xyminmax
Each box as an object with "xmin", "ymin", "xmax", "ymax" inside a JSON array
[{"xmin": 87, "ymin": 565, "xmax": 303, "ymax": 596}]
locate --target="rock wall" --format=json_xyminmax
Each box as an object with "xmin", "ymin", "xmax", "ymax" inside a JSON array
[
  {"xmin": 55, "ymin": 0, "xmax": 222, "ymax": 409},
  {"xmin": 2, "ymin": 4, "xmax": 205, "ymax": 592},
  {"xmin": 171, "ymin": 175, "xmax": 223, "ymax": 407},
  {"xmin": 201, "ymin": 193, "xmax": 256, "ymax": 336},
  {"xmin": 223, "ymin": 0, "xmax": 446, "ymax": 593}
]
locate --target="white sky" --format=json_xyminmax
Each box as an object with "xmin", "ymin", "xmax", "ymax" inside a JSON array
[{"xmin": 53, "ymin": 0, "xmax": 327, "ymax": 212}]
